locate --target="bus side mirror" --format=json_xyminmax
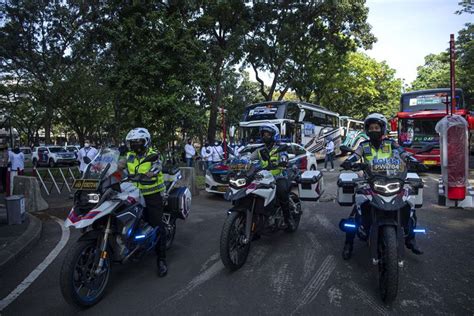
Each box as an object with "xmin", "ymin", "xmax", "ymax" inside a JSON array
[
  {"xmin": 468, "ymin": 115, "xmax": 474, "ymax": 130},
  {"xmin": 298, "ymin": 109, "xmax": 306, "ymax": 122},
  {"xmin": 390, "ymin": 118, "xmax": 397, "ymax": 132}
]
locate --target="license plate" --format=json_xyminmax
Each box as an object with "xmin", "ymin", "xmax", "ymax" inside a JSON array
[
  {"xmin": 217, "ymin": 186, "xmax": 228, "ymax": 192},
  {"xmin": 423, "ymin": 160, "xmax": 437, "ymax": 165},
  {"xmin": 73, "ymin": 179, "xmax": 99, "ymax": 190}
]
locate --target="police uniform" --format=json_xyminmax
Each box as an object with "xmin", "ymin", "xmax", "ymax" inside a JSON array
[{"xmin": 126, "ymin": 148, "xmax": 166, "ymax": 259}]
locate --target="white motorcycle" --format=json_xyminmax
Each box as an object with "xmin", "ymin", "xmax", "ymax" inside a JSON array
[
  {"xmin": 219, "ymin": 154, "xmax": 303, "ymax": 271},
  {"xmin": 60, "ymin": 149, "xmax": 191, "ymax": 307}
]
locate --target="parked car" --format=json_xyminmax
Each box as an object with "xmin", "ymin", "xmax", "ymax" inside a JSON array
[
  {"xmin": 19, "ymin": 147, "xmax": 32, "ymax": 163},
  {"xmin": 205, "ymin": 142, "xmax": 317, "ymax": 195},
  {"xmin": 32, "ymin": 146, "xmax": 77, "ymax": 167}
]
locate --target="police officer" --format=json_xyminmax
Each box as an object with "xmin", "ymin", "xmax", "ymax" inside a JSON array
[
  {"xmin": 250, "ymin": 124, "xmax": 295, "ymax": 231},
  {"xmin": 124, "ymin": 128, "xmax": 168, "ymax": 277},
  {"xmin": 340, "ymin": 113, "xmax": 424, "ymax": 260}
]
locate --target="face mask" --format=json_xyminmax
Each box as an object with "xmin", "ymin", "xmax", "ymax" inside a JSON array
[
  {"xmin": 215, "ymin": 142, "xmax": 219, "ymax": 146},
  {"xmin": 84, "ymin": 143, "xmax": 90, "ymax": 148},
  {"xmin": 368, "ymin": 131, "xmax": 382, "ymax": 145}
]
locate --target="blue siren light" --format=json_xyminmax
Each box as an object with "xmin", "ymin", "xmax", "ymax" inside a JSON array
[
  {"xmin": 413, "ymin": 228, "xmax": 426, "ymax": 234},
  {"xmin": 134, "ymin": 234, "xmax": 146, "ymax": 240}
]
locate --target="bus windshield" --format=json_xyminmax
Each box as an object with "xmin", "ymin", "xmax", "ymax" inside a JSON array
[
  {"xmin": 398, "ymin": 118, "xmax": 440, "ymax": 148},
  {"xmin": 242, "ymin": 103, "xmax": 286, "ymax": 121}
]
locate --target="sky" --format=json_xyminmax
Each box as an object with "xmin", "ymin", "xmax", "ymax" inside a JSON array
[
  {"xmin": 365, "ymin": 0, "xmax": 472, "ymax": 85},
  {"xmin": 248, "ymin": 0, "xmax": 472, "ymax": 87}
]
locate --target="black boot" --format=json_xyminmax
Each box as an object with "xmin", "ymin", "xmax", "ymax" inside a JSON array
[
  {"xmin": 157, "ymin": 258, "xmax": 168, "ymax": 277},
  {"xmin": 405, "ymin": 238, "xmax": 423, "ymax": 255},
  {"xmin": 342, "ymin": 242, "xmax": 353, "ymax": 260}
]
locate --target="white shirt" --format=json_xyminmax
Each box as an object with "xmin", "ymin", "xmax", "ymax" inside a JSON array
[
  {"xmin": 9, "ymin": 151, "xmax": 25, "ymax": 171},
  {"xmin": 200, "ymin": 146, "xmax": 213, "ymax": 161},
  {"xmin": 185, "ymin": 144, "xmax": 196, "ymax": 159},
  {"xmin": 211, "ymin": 145, "xmax": 222, "ymax": 162},
  {"xmin": 78, "ymin": 146, "xmax": 98, "ymax": 172},
  {"xmin": 326, "ymin": 141, "xmax": 335, "ymax": 154}
]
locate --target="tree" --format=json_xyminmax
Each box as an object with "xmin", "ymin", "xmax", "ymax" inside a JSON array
[
  {"xmin": 193, "ymin": 1, "xmax": 250, "ymax": 143},
  {"xmin": 410, "ymin": 53, "xmax": 451, "ymax": 90},
  {"xmin": 245, "ymin": 1, "xmax": 376, "ymax": 101},
  {"xmin": 316, "ymin": 52, "xmax": 402, "ymax": 119}
]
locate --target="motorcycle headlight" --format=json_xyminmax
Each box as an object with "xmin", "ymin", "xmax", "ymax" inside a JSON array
[
  {"xmin": 372, "ymin": 180, "xmax": 402, "ymax": 195},
  {"xmin": 229, "ymin": 178, "xmax": 247, "ymax": 188},
  {"xmin": 87, "ymin": 193, "xmax": 100, "ymax": 204}
]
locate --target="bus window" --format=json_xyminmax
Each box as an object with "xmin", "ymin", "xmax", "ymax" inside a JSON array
[{"xmin": 286, "ymin": 103, "xmax": 300, "ymax": 122}]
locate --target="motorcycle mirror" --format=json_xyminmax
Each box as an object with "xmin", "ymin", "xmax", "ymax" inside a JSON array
[{"xmin": 414, "ymin": 144, "xmax": 435, "ymax": 154}]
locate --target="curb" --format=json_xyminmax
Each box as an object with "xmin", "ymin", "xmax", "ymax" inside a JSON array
[{"xmin": 0, "ymin": 213, "xmax": 43, "ymax": 272}]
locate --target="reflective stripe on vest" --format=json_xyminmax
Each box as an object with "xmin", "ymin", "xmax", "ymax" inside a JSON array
[
  {"xmin": 259, "ymin": 147, "xmax": 283, "ymax": 176},
  {"xmin": 362, "ymin": 141, "xmax": 393, "ymax": 162},
  {"xmin": 126, "ymin": 149, "xmax": 165, "ymax": 195}
]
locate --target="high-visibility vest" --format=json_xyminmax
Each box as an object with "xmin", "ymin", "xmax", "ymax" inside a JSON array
[
  {"xmin": 126, "ymin": 149, "xmax": 165, "ymax": 195},
  {"xmin": 361, "ymin": 140, "xmax": 393, "ymax": 162},
  {"xmin": 258, "ymin": 147, "xmax": 285, "ymax": 177}
]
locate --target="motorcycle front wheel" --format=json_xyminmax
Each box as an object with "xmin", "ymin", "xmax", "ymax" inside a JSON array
[
  {"xmin": 285, "ymin": 193, "xmax": 302, "ymax": 233},
  {"xmin": 220, "ymin": 211, "xmax": 251, "ymax": 271},
  {"xmin": 378, "ymin": 226, "xmax": 399, "ymax": 304},
  {"xmin": 60, "ymin": 239, "xmax": 111, "ymax": 308}
]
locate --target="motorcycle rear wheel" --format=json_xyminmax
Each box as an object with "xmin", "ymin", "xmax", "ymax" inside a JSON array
[
  {"xmin": 378, "ymin": 226, "xmax": 399, "ymax": 304},
  {"xmin": 60, "ymin": 239, "xmax": 111, "ymax": 308},
  {"xmin": 220, "ymin": 211, "xmax": 251, "ymax": 271}
]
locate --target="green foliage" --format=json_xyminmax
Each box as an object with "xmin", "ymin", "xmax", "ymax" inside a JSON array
[{"xmin": 316, "ymin": 52, "xmax": 402, "ymax": 119}]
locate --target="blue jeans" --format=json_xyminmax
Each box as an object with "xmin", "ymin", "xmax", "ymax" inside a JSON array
[
  {"xmin": 186, "ymin": 158, "xmax": 193, "ymax": 167},
  {"xmin": 324, "ymin": 152, "xmax": 334, "ymax": 169}
]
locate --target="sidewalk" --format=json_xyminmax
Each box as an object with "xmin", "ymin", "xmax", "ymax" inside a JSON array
[{"xmin": 0, "ymin": 193, "xmax": 43, "ymax": 272}]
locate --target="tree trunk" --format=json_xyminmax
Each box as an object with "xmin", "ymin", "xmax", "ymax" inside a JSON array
[{"xmin": 207, "ymin": 83, "xmax": 221, "ymax": 144}]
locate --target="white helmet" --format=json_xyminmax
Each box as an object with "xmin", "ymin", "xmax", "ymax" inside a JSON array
[
  {"xmin": 364, "ymin": 113, "xmax": 388, "ymax": 135},
  {"xmin": 126, "ymin": 128, "xmax": 151, "ymax": 148}
]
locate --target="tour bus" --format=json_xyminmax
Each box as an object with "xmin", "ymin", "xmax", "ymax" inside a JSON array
[
  {"xmin": 392, "ymin": 88, "xmax": 474, "ymax": 166},
  {"xmin": 237, "ymin": 101, "xmax": 342, "ymax": 159}
]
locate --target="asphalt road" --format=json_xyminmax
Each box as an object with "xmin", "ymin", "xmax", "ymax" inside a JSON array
[{"xmin": 1, "ymin": 158, "xmax": 473, "ymax": 315}]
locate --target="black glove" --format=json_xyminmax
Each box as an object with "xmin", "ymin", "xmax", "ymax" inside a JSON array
[
  {"xmin": 341, "ymin": 160, "xmax": 353, "ymax": 170},
  {"xmin": 260, "ymin": 148, "xmax": 270, "ymax": 162}
]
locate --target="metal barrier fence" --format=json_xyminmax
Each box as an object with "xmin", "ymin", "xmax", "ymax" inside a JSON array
[{"xmin": 34, "ymin": 166, "xmax": 80, "ymax": 195}]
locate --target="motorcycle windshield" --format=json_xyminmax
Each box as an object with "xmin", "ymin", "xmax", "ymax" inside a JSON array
[
  {"xmin": 368, "ymin": 151, "xmax": 407, "ymax": 180},
  {"xmin": 84, "ymin": 148, "xmax": 120, "ymax": 180}
]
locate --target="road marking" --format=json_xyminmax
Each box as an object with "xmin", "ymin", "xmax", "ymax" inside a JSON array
[
  {"xmin": 199, "ymin": 252, "xmax": 219, "ymax": 273},
  {"xmin": 327, "ymin": 285, "xmax": 342, "ymax": 307},
  {"xmin": 292, "ymin": 255, "xmax": 336, "ymax": 315},
  {"xmin": 301, "ymin": 246, "xmax": 319, "ymax": 281},
  {"xmin": 158, "ymin": 258, "xmax": 223, "ymax": 307},
  {"xmin": 0, "ymin": 217, "xmax": 70, "ymax": 312}
]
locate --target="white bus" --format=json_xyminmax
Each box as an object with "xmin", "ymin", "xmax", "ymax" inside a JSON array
[{"xmin": 237, "ymin": 101, "xmax": 342, "ymax": 159}]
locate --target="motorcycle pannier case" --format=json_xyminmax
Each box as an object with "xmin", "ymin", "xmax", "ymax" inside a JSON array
[
  {"xmin": 406, "ymin": 172, "xmax": 423, "ymax": 208},
  {"xmin": 166, "ymin": 187, "xmax": 192, "ymax": 219},
  {"xmin": 297, "ymin": 170, "xmax": 324, "ymax": 202},
  {"xmin": 337, "ymin": 173, "xmax": 358, "ymax": 206}
]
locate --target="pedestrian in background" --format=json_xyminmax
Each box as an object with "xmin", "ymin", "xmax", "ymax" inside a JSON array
[
  {"xmin": 200, "ymin": 141, "xmax": 212, "ymax": 169},
  {"xmin": 78, "ymin": 139, "xmax": 98, "ymax": 176},
  {"xmin": 9, "ymin": 145, "xmax": 25, "ymax": 194},
  {"xmin": 322, "ymin": 136, "xmax": 335, "ymax": 172},
  {"xmin": 0, "ymin": 145, "xmax": 9, "ymax": 193},
  {"xmin": 184, "ymin": 138, "xmax": 196, "ymax": 167},
  {"xmin": 211, "ymin": 141, "xmax": 223, "ymax": 164}
]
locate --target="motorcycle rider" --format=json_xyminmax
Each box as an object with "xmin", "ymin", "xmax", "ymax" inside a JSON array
[
  {"xmin": 340, "ymin": 113, "xmax": 424, "ymax": 260},
  {"xmin": 123, "ymin": 128, "xmax": 168, "ymax": 277},
  {"xmin": 250, "ymin": 124, "xmax": 295, "ymax": 231}
]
